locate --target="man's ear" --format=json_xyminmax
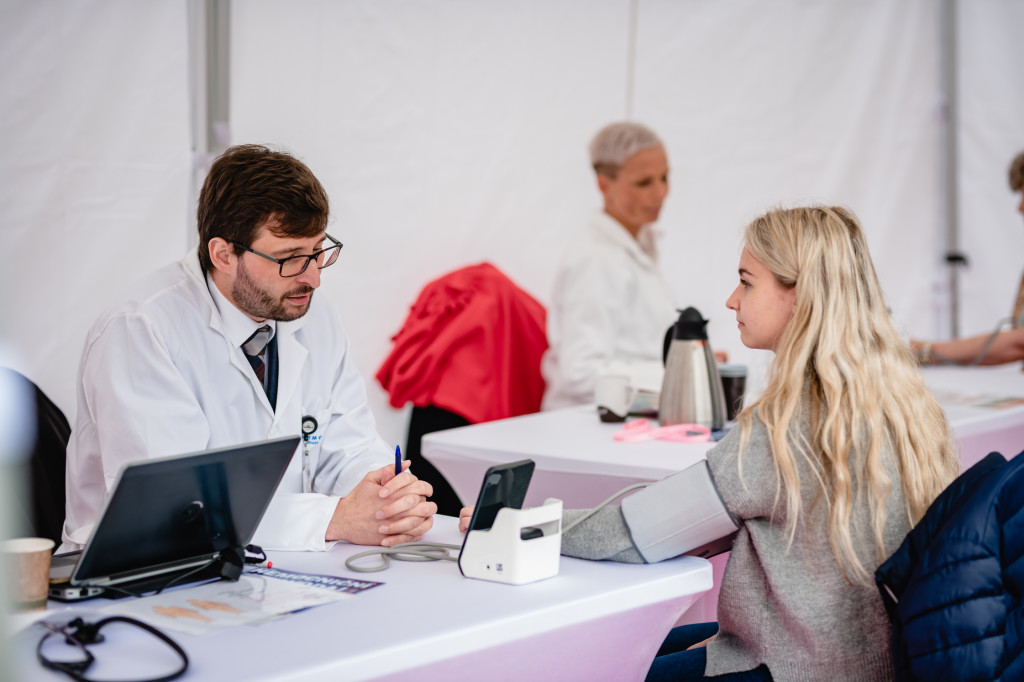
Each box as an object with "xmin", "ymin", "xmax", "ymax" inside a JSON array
[{"xmin": 208, "ymin": 238, "xmax": 235, "ymax": 273}]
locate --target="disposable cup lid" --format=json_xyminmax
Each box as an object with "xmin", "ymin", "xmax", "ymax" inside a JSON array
[
  {"xmin": 718, "ymin": 364, "xmax": 748, "ymax": 377},
  {"xmin": 0, "ymin": 537, "xmax": 54, "ymax": 554}
]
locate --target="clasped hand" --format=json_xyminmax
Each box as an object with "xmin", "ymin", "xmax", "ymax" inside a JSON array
[{"xmin": 328, "ymin": 461, "xmax": 437, "ymax": 546}]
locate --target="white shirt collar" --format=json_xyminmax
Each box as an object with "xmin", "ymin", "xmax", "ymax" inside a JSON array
[
  {"xmin": 205, "ymin": 272, "xmax": 277, "ymax": 348},
  {"xmin": 592, "ymin": 210, "xmax": 662, "ymax": 264}
]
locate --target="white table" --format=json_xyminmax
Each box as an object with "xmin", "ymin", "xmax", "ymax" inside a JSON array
[
  {"xmin": 422, "ymin": 406, "xmax": 723, "ymax": 623},
  {"xmin": 423, "ymin": 405, "xmax": 714, "ymax": 511},
  {"xmin": 9, "ymin": 517, "xmax": 711, "ymax": 681},
  {"xmin": 918, "ymin": 364, "xmax": 1024, "ymax": 467},
  {"xmin": 421, "ymin": 363, "xmax": 1024, "ymax": 623}
]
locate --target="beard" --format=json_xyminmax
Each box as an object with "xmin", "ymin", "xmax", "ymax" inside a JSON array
[{"xmin": 232, "ymin": 259, "xmax": 314, "ymax": 322}]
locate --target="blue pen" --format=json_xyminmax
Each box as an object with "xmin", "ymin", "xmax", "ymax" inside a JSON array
[{"xmin": 394, "ymin": 445, "xmax": 402, "ymax": 476}]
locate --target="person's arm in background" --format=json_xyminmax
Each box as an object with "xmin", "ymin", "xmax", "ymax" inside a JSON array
[{"xmin": 911, "ymin": 327, "xmax": 1024, "ymax": 366}]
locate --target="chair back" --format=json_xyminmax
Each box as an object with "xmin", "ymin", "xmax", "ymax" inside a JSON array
[
  {"xmin": 3, "ymin": 369, "xmax": 70, "ymax": 545},
  {"xmin": 876, "ymin": 450, "xmax": 1024, "ymax": 681},
  {"xmin": 376, "ymin": 262, "xmax": 547, "ymax": 423},
  {"xmin": 376, "ymin": 263, "xmax": 547, "ymax": 516}
]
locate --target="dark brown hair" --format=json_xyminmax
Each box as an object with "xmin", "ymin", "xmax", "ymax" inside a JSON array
[
  {"xmin": 1009, "ymin": 150, "xmax": 1024, "ymax": 193},
  {"xmin": 196, "ymin": 144, "xmax": 330, "ymax": 272}
]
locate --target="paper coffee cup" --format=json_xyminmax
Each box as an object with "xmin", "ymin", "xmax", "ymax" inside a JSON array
[
  {"xmin": 1, "ymin": 537, "xmax": 55, "ymax": 611},
  {"xmin": 595, "ymin": 374, "xmax": 639, "ymax": 422}
]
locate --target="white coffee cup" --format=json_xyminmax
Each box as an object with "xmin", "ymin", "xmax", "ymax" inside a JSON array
[{"xmin": 595, "ymin": 374, "xmax": 639, "ymax": 422}]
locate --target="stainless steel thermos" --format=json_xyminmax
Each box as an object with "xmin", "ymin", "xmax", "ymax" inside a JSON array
[{"xmin": 659, "ymin": 307, "xmax": 726, "ymax": 430}]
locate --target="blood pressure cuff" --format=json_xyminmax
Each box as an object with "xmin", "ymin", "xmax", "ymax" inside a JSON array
[{"xmin": 621, "ymin": 460, "xmax": 741, "ymax": 563}]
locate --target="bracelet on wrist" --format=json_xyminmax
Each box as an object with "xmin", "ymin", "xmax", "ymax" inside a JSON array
[{"xmin": 917, "ymin": 342, "xmax": 933, "ymax": 365}]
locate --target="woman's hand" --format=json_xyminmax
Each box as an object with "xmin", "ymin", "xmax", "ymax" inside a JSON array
[{"xmin": 458, "ymin": 506, "xmax": 475, "ymax": 533}]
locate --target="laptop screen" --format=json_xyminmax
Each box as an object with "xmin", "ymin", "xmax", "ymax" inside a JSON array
[{"xmin": 71, "ymin": 436, "xmax": 299, "ymax": 586}]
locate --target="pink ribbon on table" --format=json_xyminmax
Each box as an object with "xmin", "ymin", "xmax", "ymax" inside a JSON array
[{"xmin": 613, "ymin": 418, "xmax": 711, "ymax": 443}]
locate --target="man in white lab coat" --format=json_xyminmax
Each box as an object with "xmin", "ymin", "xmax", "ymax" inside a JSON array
[{"xmin": 63, "ymin": 144, "xmax": 436, "ymax": 552}]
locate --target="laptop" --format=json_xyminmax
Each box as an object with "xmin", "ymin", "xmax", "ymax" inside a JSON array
[{"xmin": 49, "ymin": 435, "xmax": 300, "ymax": 601}]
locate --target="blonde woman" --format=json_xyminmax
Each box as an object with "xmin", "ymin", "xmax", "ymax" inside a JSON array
[{"xmin": 471, "ymin": 206, "xmax": 960, "ymax": 680}]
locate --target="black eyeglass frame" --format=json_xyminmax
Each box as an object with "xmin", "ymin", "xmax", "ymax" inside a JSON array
[{"xmin": 230, "ymin": 233, "xmax": 343, "ymax": 278}]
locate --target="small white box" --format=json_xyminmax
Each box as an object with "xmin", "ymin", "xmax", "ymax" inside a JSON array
[{"xmin": 459, "ymin": 498, "xmax": 562, "ymax": 585}]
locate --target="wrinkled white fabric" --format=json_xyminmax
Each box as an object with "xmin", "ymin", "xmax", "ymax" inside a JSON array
[{"xmin": 542, "ymin": 211, "xmax": 677, "ymax": 409}]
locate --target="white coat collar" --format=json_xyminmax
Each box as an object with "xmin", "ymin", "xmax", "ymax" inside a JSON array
[
  {"xmin": 206, "ymin": 272, "xmax": 277, "ymax": 349},
  {"xmin": 178, "ymin": 251, "xmax": 311, "ymax": 419},
  {"xmin": 591, "ymin": 210, "xmax": 662, "ymax": 266}
]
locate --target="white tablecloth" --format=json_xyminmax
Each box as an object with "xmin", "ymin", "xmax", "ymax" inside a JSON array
[
  {"xmin": 918, "ymin": 364, "xmax": 1024, "ymax": 467},
  {"xmin": 10, "ymin": 516, "xmax": 711, "ymax": 681}
]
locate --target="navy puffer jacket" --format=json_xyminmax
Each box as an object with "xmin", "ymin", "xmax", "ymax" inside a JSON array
[{"xmin": 875, "ymin": 451, "xmax": 1024, "ymax": 681}]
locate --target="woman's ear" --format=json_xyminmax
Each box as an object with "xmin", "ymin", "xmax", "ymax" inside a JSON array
[{"xmin": 208, "ymin": 238, "xmax": 234, "ymax": 273}]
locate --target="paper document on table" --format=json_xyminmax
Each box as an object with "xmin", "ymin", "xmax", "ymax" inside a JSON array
[
  {"xmin": 976, "ymin": 396, "xmax": 1024, "ymax": 409},
  {"xmin": 246, "ymin": 565, "xmax": 384, "ymax": 594},
  {"xmin": 932, "ymin": 390, "xmax": 1024, "ymax": 409},
  {"xmin": 102, "ymin": 569, "xmax": 380, "ymax": 636}
]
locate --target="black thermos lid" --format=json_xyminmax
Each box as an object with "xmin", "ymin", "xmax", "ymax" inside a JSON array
[
  {"xmin": 672, "ymin": 307, "xmax": 709, "ymax": 340},
  {"xmin": 662, "ymin": 307, "xmax": 709, "ymax": 364}
]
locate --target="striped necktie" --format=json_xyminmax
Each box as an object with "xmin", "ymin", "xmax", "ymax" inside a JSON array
[{"xmin": 242, "ymin": 325, "xmax": 273, "ymax": 388}]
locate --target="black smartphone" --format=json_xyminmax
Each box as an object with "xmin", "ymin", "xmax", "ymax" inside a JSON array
[{"xmin": 460, "ymin": 459, "xmax": 535, "ymax": 544}]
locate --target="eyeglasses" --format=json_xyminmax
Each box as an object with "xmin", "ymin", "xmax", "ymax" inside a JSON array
[{"xmin": 231, "ymin": 234, "xmax": 343, "ymax": 277}]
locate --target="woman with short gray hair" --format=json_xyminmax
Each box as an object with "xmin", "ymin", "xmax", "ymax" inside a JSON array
[{"xmin": 541, "ymin": 121, "xmax": 678, "ymax": 409}]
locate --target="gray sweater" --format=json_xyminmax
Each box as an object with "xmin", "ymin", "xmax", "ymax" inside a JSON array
[{"xmin": 561, "ymin": 413, "xmax": 906, "ymax": 681}]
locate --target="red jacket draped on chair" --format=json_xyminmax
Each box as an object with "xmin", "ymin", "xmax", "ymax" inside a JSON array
[{"xmin": 376, "ymin": 263, "xmax": 547, "ymax": 424}]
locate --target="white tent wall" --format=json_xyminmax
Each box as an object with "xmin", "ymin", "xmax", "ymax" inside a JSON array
[
  {"xmin": 1, "ymin": 0, "xmax": 1021, "ymax": 450},
  {"xmin": 0, "ymin": 1, "xmax": 191, "ymax": 422},
  {"xmin": 630, "ymin": 0, "xmax": 946, "ymax": 395},
  {"xmin": 230, "ymin": 0, "xmax": 637, "ymax": 445},
  {"xmin": 957, "ymin": 0, "xmax": 1024, "ymax": 337},
  {"xmin": 228, "ymin": 0, "xmax": 958, "ymax": 444}
]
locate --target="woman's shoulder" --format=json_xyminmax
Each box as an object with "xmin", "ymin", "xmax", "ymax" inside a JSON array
[{"xmin": 707, "ymin": 410, "xmax": 772, "ymax": 471}]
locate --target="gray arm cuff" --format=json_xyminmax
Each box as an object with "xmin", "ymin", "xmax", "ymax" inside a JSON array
[
  {"xmin": 560, "ymin": 508, "xmax": 645, "ymax": 564},
  {"xmin": 621, "ymin": 460, "xmax": 740, "ymax": 563}
]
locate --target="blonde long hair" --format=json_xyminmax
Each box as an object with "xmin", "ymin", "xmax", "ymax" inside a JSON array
[{"xmin": 737, "ymin": 206, "xmax": 959, "ymax": 583}]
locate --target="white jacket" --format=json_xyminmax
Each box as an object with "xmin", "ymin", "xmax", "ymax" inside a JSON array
[
  {"xmin": 63, "ymin": 253, "xmax": 392, "ymax": 552},
  {"xmin": 542, "ymin": 211, "xmax": 677, "ymax": 409}
]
